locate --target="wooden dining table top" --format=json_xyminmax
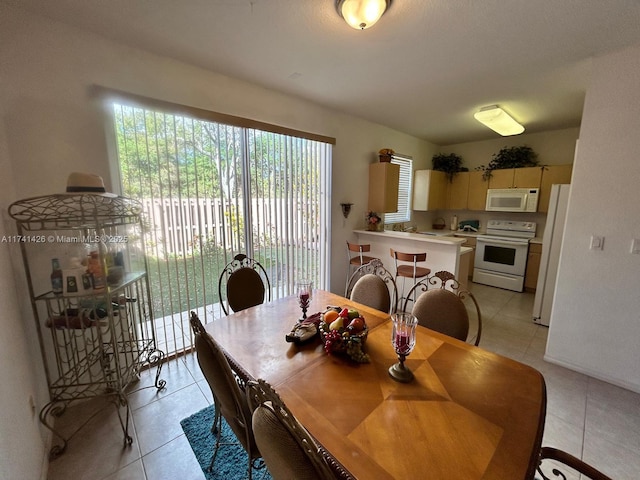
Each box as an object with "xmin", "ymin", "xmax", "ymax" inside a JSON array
[{"xmin": 205, "ymin": 289, "xmax": 547, "ymax": 480}]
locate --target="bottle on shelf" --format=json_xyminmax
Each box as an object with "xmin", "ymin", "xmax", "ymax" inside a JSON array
[
  {"xmin": 50, "ymin": 258, "xmax": 63, "ymax": 295},
  {"xmin": 87, "ymin": 250, "xmax": 106, "ymax": 290}
]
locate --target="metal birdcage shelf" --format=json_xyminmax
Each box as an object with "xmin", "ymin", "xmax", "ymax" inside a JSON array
[{"xmin": 9, "ymin": 194, "xmax": 166, "ymax": 459}]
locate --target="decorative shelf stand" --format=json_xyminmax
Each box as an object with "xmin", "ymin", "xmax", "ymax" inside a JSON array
[{"xmin": 9, "ymin": 193, "xmax": 166, "ymax": 459}]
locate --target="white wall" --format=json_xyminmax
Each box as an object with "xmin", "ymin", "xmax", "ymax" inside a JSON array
[
  {"xmin": 0, "ymin": 5, "xmax": 433, "ymax": 476},
  {"xmin": 546, "ymin": 45, "xmax": 640, "ymax": 393},
  {"xmin": 0, "ymin": 113, "xmax": 47, "ymax": 479}
]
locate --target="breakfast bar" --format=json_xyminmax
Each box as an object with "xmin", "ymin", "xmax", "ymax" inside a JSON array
[{"xmin": 354, "ymin": 229, "xmax": 468, "ymax": 285}]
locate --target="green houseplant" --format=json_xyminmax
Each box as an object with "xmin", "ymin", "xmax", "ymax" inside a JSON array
[
  {"xmin": 432, "ymin": 153, "xmax": 468, "ymax": 182},
  {"xmin": 476, "ymin": 145, "xmax": 539, "ymax": 180}
]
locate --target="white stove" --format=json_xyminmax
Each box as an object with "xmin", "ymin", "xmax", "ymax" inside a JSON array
[{"xmin": 473, "ymin": 220, "xmax": 537, "ymax": 292}]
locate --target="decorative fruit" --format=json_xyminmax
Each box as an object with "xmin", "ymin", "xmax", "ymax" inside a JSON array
[
  {"xmin": 347, "ymin": 309, "xmax": 359, "ymax": 319},
  {"xmin": 323, "ymin": 310, "xmax": 339, "ymax": 324},
  {"xmin": 329, "ymin": 317, "xmax": 345, "ymax": 331},
  {"xmin": 339, "ymin": 308, "xmax": 349, "ymax": 318},
  {"xmin": 347, "ymin": 317, "xmax": 365, "ymax": 333}
]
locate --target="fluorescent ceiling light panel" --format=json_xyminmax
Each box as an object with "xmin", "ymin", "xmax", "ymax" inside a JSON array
[{"xmin": 474, "ymin": 106, "xmax": 525, "ymax": 136}]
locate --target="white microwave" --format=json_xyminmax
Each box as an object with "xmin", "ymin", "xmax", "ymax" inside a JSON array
[{"xmin": 486, "ymin": 188, "xmax": 539, "ymax": 212}]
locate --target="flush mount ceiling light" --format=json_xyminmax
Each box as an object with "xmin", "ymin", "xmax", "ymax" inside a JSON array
[
  {"xmin": 474, "ymin": 105, "xmax": 525, "ymax": 136},
  {"xmin": 335, "ymin": 0, "xmax": 392, "ymax": 30}
]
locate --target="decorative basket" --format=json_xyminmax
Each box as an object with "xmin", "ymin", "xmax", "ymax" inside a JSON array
[
  {"xmin": 432, "ymin": 217, "xmax": 446, "ymax": 230},
  {"xmin": 319, "ymin": 316, "xmax": 369, "ymax": 363}
]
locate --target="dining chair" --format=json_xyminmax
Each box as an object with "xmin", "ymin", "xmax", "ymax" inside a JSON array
[
  {"xmin": 537, "ymin": 447, "xmax": 613, "ymax": 480},
  {"xmin": 189, "ymin": 312, "xmax": 264, "ymax": 479},
  {"xmin": 218, "ymin": 253, "xmax": 271, "ymax": 315},
  {"xmin": 390, "ymin": 248, "xmax": 431, "ymax": 307},
  {"xmin": 345, "ymin": 259, "xmax": 398, "ymax": 313},
  {"xmin": 246, "ymin": 378, "xmax": 340, "ymax": 480},
  {"xmin": 406, "ymin": 271, "xmax": 482, "ymax": 346},
  {"xmin": 345, "ymin": 241, "xmax": 379, "ymax": 291}
]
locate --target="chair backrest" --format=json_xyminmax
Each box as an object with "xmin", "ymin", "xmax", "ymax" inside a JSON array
[
  {"xmin": 538, "ymin": 447, "xmax": 613, "ymax": 480},
  {"xmin": 390, "ymin": 248, "xmax": 428, "ymax": 278},
  {"xmin": 189, "ymin": 312, "xmax": 258, "ymax": 457},
  {"xmin": 218, "ymin": 253, "xmax": 271, "ymax": 315},
  {"xmin": 390, "ymin": 248, "xmax": 427, "ymax": 264},
  {"xmin": 246, "ymin": 379, "xmax": 337, "ymax": 480},
  {"xmin": 406, "ymin": 271, "xmax": 482, "ymax": 345},
  {"xmin": 345, "ymin": 259, "xmax": 398, "ymax": 313},
  {"xmin": 347, "ymin": 241, "xmax": 371, "ymax": 255}
]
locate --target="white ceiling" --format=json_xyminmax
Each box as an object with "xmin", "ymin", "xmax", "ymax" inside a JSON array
[{"xmin": 8, "ymin": 0, "xmax": 640, "ymax": 145}]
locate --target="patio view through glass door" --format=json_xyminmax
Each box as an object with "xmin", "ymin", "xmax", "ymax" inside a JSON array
[{"xmin": 109, "ymin": 100, "xmax": 331, "ymax": 357}]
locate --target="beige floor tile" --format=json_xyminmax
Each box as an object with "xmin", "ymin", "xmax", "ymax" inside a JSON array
[
  {"xmin": 142, "ymin": 434, "xmax": 205, "ymax": 480},
  {"xmin": 102, "ymin": 459, "xmax": 146, "ymax": 480},
  {"xmin": 585, "ymin": 378, "xmax": 640, "ymax": 449},
  {"xmin": 47, "ymin": 399, "xmax": 141, "ymax": 480},
  {"xmin": 583, "ymin": 433, "xmax": 640, "ymax": 480},
  {"xmin": 126, "ymin": 357, "xmax": 199, "ymax": 411},
  {"xmin": 133, "ymin": 382, "xmax": 208, "ymax": 456},
  {"xmin": 541, "ymin": 412, "xmax": 584, "ymax": 458}
]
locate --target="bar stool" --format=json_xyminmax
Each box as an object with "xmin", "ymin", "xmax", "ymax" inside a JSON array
[
  {"xmin": 346, "ymin": 242, "xmax": 379, "ymax": 291},
  {"xmin": 390, "ymin": 248, "xmax": 431, "ymax": 308}
]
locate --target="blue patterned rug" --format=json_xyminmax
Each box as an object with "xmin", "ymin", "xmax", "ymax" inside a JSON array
[{"xmin": 180, "ymin": 405, "xmax": 272, "ymax": 480}]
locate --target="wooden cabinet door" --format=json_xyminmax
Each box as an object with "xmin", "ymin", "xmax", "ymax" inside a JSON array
[
  {"xmin": 487, "ymin": 169, "xmax": 514, "ymax": 189},
  {"xmin": 428, "ymin": 170, "xmax": 448, "ymax": 210},
  {"xmin": 538, "ymin": 164, "xmax": 573, "ymax": 212},
  {"xmin": 447, "ymin": 172, "xmax": 469, "ymax": 210},
  {"xmin": 467, "ymin": 171, "xmax": 489, "ymax": 210},
  {"xmin": 525, "ymin": 243, "xmax": 543, "ymax": 291},
  {"xmin": 513, "ymin": 166, "xmax": 542, "ymax": 189},
  {"xmin": 488, "ymin": 167, "xmax": 542, "ymax": 189},
  {"xmin": 369, "ymin": 162, "xmax": 400, "ymax": 213},
  {"xmin": 413, "ymin": 170, "xmax": 447, "ymax": 211}
]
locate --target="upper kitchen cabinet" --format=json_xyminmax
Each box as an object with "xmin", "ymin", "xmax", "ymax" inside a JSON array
[
  {"xmin": 369, "ymin": 162, "xmax": 400, "ymax": 213},
  {"xmin": 446, "ymin": 171, "xmax": 469, "ymax": 210},
  {"xmin": 537, "ymin": 164, "xmax": 573, "ymax": 212},
  {"xmin": 413, "ymin": 170, "xmax": 447, "ymax": 211},
  {"xmin": 487, "ymin": 167, "xmax": 542, "ymax": 189},
  {"xmin": 467, "ymin": 171, "xmax": 489, "ymax": 211}
]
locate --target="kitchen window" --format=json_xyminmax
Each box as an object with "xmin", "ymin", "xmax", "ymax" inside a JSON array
[{"xmin": 384, "ymin": 154, "xmax": 413, "ymax": 224}]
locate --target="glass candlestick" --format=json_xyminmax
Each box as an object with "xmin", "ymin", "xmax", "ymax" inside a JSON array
[
  {"xmin": 388, "ymin": 313, "xmax": 418, "ymax": 383},
  {"xmin": 296, "ymin": 280, "xmax": 313, "ymax": 322}
]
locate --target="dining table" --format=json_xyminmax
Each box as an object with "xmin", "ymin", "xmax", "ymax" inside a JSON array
[{"xmin": 204, "ymin": 289, "xmax": 547, "ymax": 480}]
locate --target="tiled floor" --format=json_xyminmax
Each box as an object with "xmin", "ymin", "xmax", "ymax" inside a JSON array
[{"xmin": 46, "ymin": 284, "xmax": 640, "ymax": 479}]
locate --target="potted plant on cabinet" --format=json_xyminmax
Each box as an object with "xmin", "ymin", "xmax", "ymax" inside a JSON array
[
  {"xmin": 476, "ymin": 145, "xmax": 539, "ymax": 180},
  {"xmin": 432, "ymin": 153, "xmax": 468, "ymax": 182}
]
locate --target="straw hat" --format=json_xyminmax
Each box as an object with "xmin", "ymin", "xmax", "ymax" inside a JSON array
[{"xmin": 65, "ymin": 172, "xmax": 116, "ymax": 197}]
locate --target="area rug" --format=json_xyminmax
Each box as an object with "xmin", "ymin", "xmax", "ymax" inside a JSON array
[{"xmin": 180, "ymin": 405, "xmax": 272, "ymax": 480}]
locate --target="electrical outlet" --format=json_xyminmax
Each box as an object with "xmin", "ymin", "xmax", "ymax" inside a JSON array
[{"xmin": 631, "ymin": 239, "xmax": 640, "ymax": 255}]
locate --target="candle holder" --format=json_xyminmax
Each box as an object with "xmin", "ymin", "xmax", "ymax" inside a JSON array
[
  {"xmin": 388, "ymin": 313, "xmax": 418, "ymax": 383},
  {"xmin": 296, "ymin": 280, "xmax": 313, "ymax": 322}
]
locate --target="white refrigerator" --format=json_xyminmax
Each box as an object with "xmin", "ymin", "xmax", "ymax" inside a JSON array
[{"xmin": 532, "ymin": 184, "xmax": 570, "ymax": 326}]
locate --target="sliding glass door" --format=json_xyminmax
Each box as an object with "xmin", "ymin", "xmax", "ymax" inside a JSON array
[{"xmin": 109, "ymin": 100, "xmax": 331, "ymax": 355}]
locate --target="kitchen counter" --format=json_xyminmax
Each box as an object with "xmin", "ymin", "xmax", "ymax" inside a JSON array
[{"xmin": 358, "ymin": 229, "xmax": 467, "ymax": 245}]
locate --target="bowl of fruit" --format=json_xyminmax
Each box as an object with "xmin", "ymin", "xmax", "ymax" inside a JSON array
[{"xmin": 319, "ymin": 307, "xmax": 370, "ymax": 363}]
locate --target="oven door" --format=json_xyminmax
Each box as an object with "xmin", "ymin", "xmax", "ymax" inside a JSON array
[{"xmin": 474, "ymin": 236, "xmax": 529, "ymax": 276}]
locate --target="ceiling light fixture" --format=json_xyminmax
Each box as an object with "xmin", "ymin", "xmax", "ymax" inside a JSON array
[
  {"xmin": 335, "ymin": 0, "xmax": 392, "ymax": 30},
  {"xmin": 474, "ymin": 105, "xmax": 525, "ymax": 136}
]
